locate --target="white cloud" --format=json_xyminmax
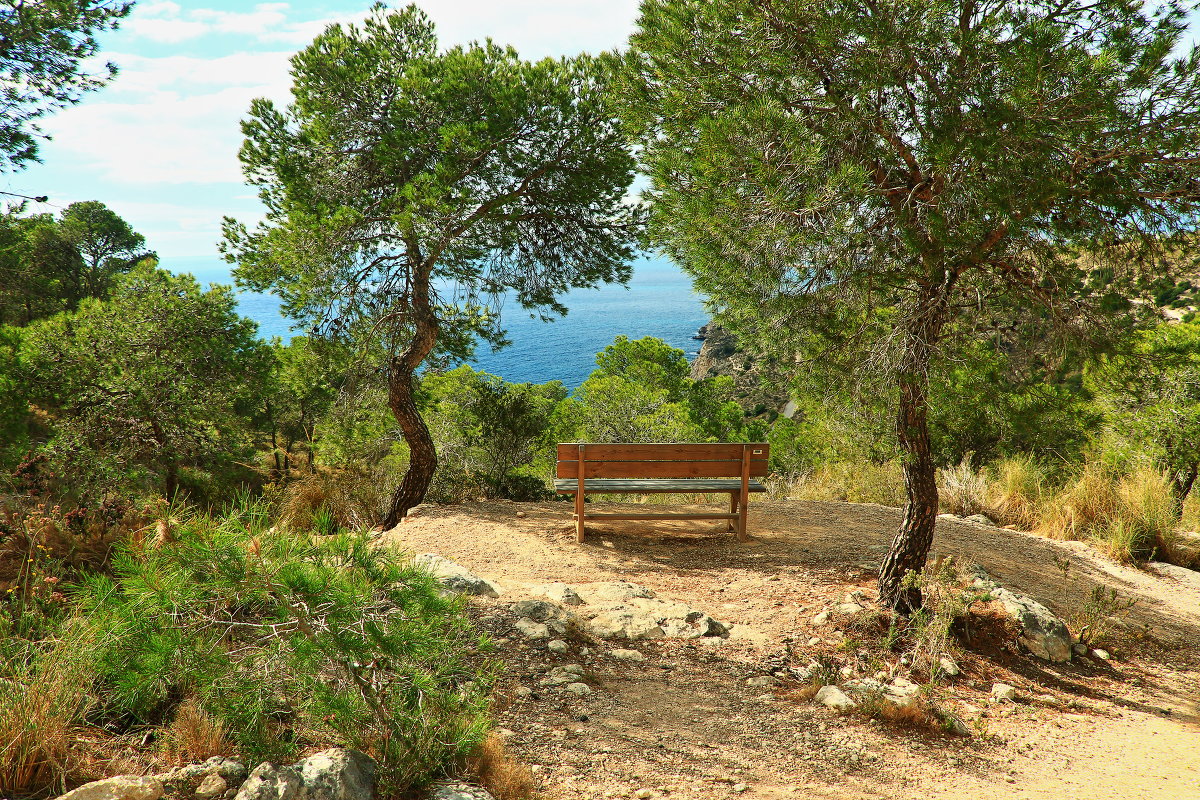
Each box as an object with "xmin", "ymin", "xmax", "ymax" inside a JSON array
[
  {"xmin": 28, "ymin": 1, "xmax": 645, "ymax": 257},
  {"xmin": 124, "ymin": 2, "xmax": 361, "ymax": 46},
  {"xmin": 39, "ymin": 50, "xmax": 295, "ymax": 186}
]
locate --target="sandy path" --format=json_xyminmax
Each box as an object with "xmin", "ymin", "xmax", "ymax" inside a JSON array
[{"xmin": 383, "ymin": 499, "xmax": 1200, "ymax": 800}]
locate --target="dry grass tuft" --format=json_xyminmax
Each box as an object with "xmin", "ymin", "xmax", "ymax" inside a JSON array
[
  {"xmin": 159, "ymin": 699, "xmax": 233, "ymax": 766},
  {"xmin": 938, "ymin": 458, "xmax": 988, "ymax": 517},
  {"xmin": 785, "ymin": 460, "xmax": 906, "ymax": 507},
  {"xmin": 465, "ymin": 733, "xmax": 538, "ymax": 800},
  {"xmin": 0, "ymin": 626, "xmax": 98, "ymax": 797},
  {"xmin": 986, "ymin": 456, "xmax": 1047, "ymax": 529},
  {"xmin": 275, "ymin": 469, "xmax": 392, "ymax": 532}
]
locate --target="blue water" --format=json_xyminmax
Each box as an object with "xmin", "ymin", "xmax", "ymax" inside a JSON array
[{"xmin": 170, "ymin": 255, "xmax": 710, "ymax": 388}]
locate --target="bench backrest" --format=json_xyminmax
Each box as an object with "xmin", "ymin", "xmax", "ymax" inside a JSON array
[{"xmin": 556, "ymin": 443, "xmax": 770, "ymax": 479}]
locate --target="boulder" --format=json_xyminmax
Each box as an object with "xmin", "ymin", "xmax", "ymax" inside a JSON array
[
  {"xmin": 233, "ymin": 764, "xmax": 302, "ymax": 800},
  {"xmin": 193, "ymin": 774, "xmax": 227, "ymax": 800},
  {"xmin": 991, "ymin": 682, "xmax": 1018, "ymax": 702},
  {"xmin": 513, "ymin": 619, "xmax": 549, "ymax": 640},
  {"xmin": 428, "ymin": 783, "xmax": 496, "ymax": 800},
  {"xmin": 56, "ymin": 776, "xmax": 165, "ymax": 800},
  {"xmin": 610, "ymin": 648, "xmax": 646, "ymax": 662},
  {"xmin": 814, "ymin": 685, "xmax": 857, "ymax": 711},
  {"xmin": 296, "ymin": 749, "xmax": 374, "ymax": 800},
  {"xmin": 972, "ymin": 569, "xmax": 1072, "ymax": 662},
  {"xmin": 410, "ymin": 554, "xmax": 501, "ymax": 598},
  {"xmin": 532, "ymin": 582, "xmax": 585, "ymax": 606}
]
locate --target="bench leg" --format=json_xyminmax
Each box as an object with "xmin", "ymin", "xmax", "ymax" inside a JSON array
[
  {"xmin": 737, "ymin": 490, "xmax": 750, "ymax": 542},
  {"xmin": 728, "ymin": 493, "xmax": 738, "ymax": 532},
  {"xmin": 574, "ymin": 491, "xmax": 585, "ymax": 543}
]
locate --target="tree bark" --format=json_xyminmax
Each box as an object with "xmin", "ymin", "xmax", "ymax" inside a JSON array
[
  {"xmin": 878, "ymin": 294, "xmax": 946, "ymax": 614},
  {"xmin": 381, "ymin": 363, "xmax": 438, "ymax": 529},
  {"xmin": 878, "ymin": 370, "xmax": 939, "ymax": 613},
  {"xmin": 1171, "ymin": 464, "xmax": 1198, "ymax": 518},
  {"xmin": 380, "ymin": 256, "xmax": 440, "ymax": 530}
]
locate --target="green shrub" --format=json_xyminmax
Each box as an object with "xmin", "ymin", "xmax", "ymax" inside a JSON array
[{"xmin": 75, "ymin": 502, "xmax": 493, "ymax": 792}]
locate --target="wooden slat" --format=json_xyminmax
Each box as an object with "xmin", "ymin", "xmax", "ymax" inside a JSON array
[
  {"xmin": 557, "ymin": 458, "xmax": 767, "ymax": 479},
  {"xmin": 553, "ymin": 478, "xmax": 768, "ymax": 493},
  {"xmin": 574, "ymin": 512, "xmax": 739, "ymax": 521},
  {"xmin": 557, "ymin": 443, "xmax": 768, "ymax": 461}
]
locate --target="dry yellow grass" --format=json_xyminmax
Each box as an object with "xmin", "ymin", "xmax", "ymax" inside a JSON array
[
  {"xmin": 159, "ymin": 699, "xmax": 233, "ymax": 766},
  {"xmin": 0, "ymin": 626, "xmax": 97, "ymax": 797},
  {"xmin": 465, "ymin": 733, "xmax": 538, "ymax": 800}
]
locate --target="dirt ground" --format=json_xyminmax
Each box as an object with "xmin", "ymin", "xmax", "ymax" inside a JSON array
[{"xmin": 382, "ymin": 499, "xmax": 1200, "ymax": 800}]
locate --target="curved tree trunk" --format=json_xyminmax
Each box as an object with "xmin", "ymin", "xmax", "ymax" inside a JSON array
[
  {"xmin": 381, "ymin": 364, "xmax": 438, "ymax": 529},
  {"xmin": 380, "ymin": 256, "xmax": 440, "ymax": 530},
  {"xmin": 878, "ymin": 293, "xmax": 947, "ymax": 614},
  {"xmin": 878, "ymin": 368, "xmax": 939, "ymax": 614}
]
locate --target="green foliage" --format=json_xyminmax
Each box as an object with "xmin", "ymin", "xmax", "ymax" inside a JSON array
[
  {"xmin": 56, "ymin": 201, "xmax": 151, "ymax": 298},
  {"xmin": 566, "ymin": 336, "xmax": 763, "ymax": 444},
  {"xmin": 0, "ymin": 1, "xmax": 131, "ymax": 171},
  {"xmin": 75, "ymin": 504, "xmax": 493, "ymax": 791},
  {"xmin": 0, "ymin": 202, "xmax": 152, "ymax": 326},
  {"xmin": 423, "ymin": 366, "xmax": 566, "ymax": 501},
  {"xmin": 259, "ymin": 336, "xmax": 353, "ymax": 474},
  {"xmin": 19, "ymin": 265, "xmax": 271, "ymax": 500},
  {"xmin": 0, "ymin": 325, "xmax": 27, "ymax": 466},
  {"xmin": 222, "ymin": 4, "xmax": 642, "ymax": 518},
  {"xmin": 1089, "ymin": 321, "xmax": 1200, "ymax": 509}
]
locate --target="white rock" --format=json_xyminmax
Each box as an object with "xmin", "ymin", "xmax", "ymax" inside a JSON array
[
  {"xmin": 814, "ymin": 685, "xmax": 857, "ymax": 711},
  {"xmin": 533, "ymin": 582, "xmax": 585, "ymax": 606},
  {"xmin": 732, "ymin": 784, "xmax": 748, "ymax": 793},
  {"xmin": 745, "ymin": 675, "xmax": 773, "ymax": 687},
  {"xmin": 812, "ymin": 611, "xmax": 831, "ymax": 626},
  {"xmin": 566, "ymin": 682, "xmax": 592, "ymax": 696},
  {"xmin": 514, "ymin": 619, "xmax": 550, "ymax": 640},
  {"xmin": 297, "ymin": 748, "xmax": 375, "ymax": 800},
  {"xmin": 1091, "ymin": 648, "xmax": 1111, "ymax": 661},
  {"xmin": 836, "ymin": 603, "xmax": 865, "ymax": 615},
  {"xmin": 547, "ymin": 639, "xmax": 569, "ymax": 654},
  {"xmin": 972, "ymin": 568, "xmax": 1072, "ymax": 662},
  {"xmin": 233, "ymin": 764, "xmax": 303, "ymax": 800},
  {"xmin": 429, "ymin": 782, "xmax": 497, "ymax": 800},
  {"xmin": 515, "ymin": 687, "xmax": 533, "ymax": 699},
  {"xmin": 194, "ymin": 774, "xmax": 227, "ymax": 800},
  {"xmin": 991, "ymin": 683, "xmax": 1018, "ymax": 702},
  {"xmin": 56, "ymin": 776, "xmax": 165, "ymax": 800},
  {"xmin": 938, "ymin": 657, "xmax": 960, "ymax": 677},
  {"xmin": 807, "ymin": 637, "xmax": 821, "ymax": 646},
  {"xmin": 610, "ymin": 648, "xmax": 646, "ymax": 662},
  {"xmin": 586, "ymin": 610, "xmax": 665, "ymax": 640},
  {"xmin": 410, "ymin": 554, "xmax": 501, "ymax": 597},
  {"xmin": 634, "ymin": 790, "xmax": 653, "ymax": 799}
]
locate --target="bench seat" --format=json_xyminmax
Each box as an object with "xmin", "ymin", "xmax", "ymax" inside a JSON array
[
  {"xmin": 556, "ymin": 442, "xmax": 769, "ymax": 542},
  {"xmin": 554, "ymin": 478, "xmax": 767, "ymax": 494}
]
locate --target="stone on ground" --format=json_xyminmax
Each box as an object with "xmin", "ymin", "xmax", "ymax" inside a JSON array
[
  {"xmin": 991, "ymin": 682, "xmax": 1018, "ymax": 702},
  {"xmin": 411, "ymin": 553, "xmax": 501, "ymax": 597},
  {"xmin": 297, "ymin": 749, "xmax": 374, "ymax": 800},
  {"xmin": 233, "ymin": 764, "xmax": 303, "ymax": 800},
  {"xmin": 972, "ymin": 568, "xmax": 1072, "ymax": 662},
  {"xmin": 815, "ymin": 685, "xmax": 857, "ymax": 711},
  {"xmin": 428, "ymin": 783, "xmax": 496, "ymax": 800},
  {"xmin": 55, "ymin": 776, "xmax": 165, "ymax": 800}
]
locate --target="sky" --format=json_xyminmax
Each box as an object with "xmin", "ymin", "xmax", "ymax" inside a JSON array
[{"xmin": 1, "ymin": 1, "xmax": 642, "ymax": 261}]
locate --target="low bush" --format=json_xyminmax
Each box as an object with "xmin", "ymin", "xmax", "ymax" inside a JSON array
[{"xmin": 73, "ymin": 501, "xmax": 494, "ymax": 794}]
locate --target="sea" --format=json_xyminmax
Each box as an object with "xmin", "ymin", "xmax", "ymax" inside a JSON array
[{"xmin": 171, "ymin": 254, "xmax": 710, "ymax": 388}]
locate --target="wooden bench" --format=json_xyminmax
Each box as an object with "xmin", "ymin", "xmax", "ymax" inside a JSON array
[{"xmin": 554, "ymin": 443, "xmax": 769, "ymax": 543}]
